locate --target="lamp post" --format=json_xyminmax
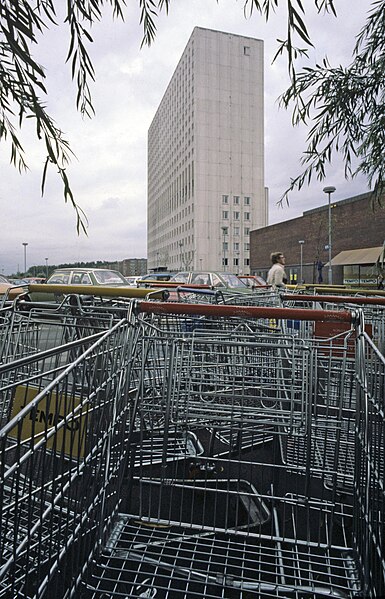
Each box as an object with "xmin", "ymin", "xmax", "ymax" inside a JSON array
[
  {"xmin": 298, "ymin": 240, "xmax": 304, "ymax": 283},
  {"xmin": 22, "ymin": 242, "xmax": 28, "ymax": 274},
  {"xmin": 221, "ymin": 227, "xmax": 228, "ymax": 271},
  {"xmin": 45, "ymin": 257, "xmax": 48, "ymax": 279},
  {"xmin": 179, "ymin": 240, "xmax": 183, "ymax": 270},
  {"xmin": 323, "ymin": 186, "xmax": 336, "ymax": 285}
]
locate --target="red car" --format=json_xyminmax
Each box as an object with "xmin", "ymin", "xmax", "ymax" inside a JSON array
[{"xmin": 237, "ymin": 275, "xmax": 268, "ymax": 288}]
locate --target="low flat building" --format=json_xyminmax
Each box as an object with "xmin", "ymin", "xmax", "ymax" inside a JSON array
[{"xmin": 250, "ymin": 191, "xmax": 385, "ymax": 285}]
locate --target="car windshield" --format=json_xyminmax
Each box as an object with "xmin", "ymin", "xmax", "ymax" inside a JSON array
[
  {"xmin": 170, "ymin": 272, "xmax": 189, "ymax": 284},
  {"xmin": 93, "ymin": 270, "xmax": 127, "ymax": 285},
  {"xmin": 219, "ymin": 273, "xmax": 247, "ymax": 287}
]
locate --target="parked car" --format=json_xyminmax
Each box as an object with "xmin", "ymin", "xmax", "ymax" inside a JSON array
[
  {"xmin": 23, "ymin": 276, "xmax": 47, "ymax": 284},
  {"xmin": 170, "ymin": 271, "xmax": 248, "ymax": 290},
  {"xmin": 0, "ymin": 274, "xmax": 26, "ymax": 299},
  {"xmin": 137, "ymin": 272, "xmax": 174, "ymax": 285},
  {"xmin": 47, "ymin": 268, "xmax": 129, "ymax": 286},
  {"xmin": 125, "ymin": 276, "xmax": 141, "ymax": 286},
  {"xmin": 237, "ymin": 275, "xmax": 267, "ymax": 288},
  {"xmin": 142, "ymin": 272, "xmax": 174, "ymax": 281}
]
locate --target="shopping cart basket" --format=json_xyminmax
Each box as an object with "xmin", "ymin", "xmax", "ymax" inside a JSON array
[
  {"xmin": 82, "ymin": 302, "xmax": 384, "ymax": 599},
  {"xmin": 0, "ymin": 295, "xmax": 116, "ymax": 365},
  {"xmin": 0, "ymin": 317, "xmax": 137, "ymax": 598}
]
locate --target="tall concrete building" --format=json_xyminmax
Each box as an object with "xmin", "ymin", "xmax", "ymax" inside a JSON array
[{"xmin": 147, "ymin": 27, "xmax": 267, "ymax": 274}]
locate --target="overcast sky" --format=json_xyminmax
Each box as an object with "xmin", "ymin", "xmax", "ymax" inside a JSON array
[{"xmin": 0, "ymin": 0, "xmax": 371, "ymax": 274}]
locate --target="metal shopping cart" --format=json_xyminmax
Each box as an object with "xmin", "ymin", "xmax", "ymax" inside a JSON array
[
  {"xmin": 0, "ymin": 314, "xmax": 138, "ymax": 598},
  {"xmin": 2, "ymin": 301, "xmax": 384, "ymax": 598},
  {"xmin": 0, "ymin": 295, "xmax": 117, "ymax": 365},
  {"xmin": 81, "ymin": 302, "xmax": 384, "ymax": 599}
]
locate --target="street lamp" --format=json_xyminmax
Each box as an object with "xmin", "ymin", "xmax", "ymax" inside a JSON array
[
  {"xmin": 298, "ymin": 240, "xmax": 304, "ymax": 283},
  {"xmin": 221, "ymin": 227, "xmax": 228, "ymax": 271},
  {"xmin": 22, "ymin": 242, "xmax": 28, "ymax": 274},
  {"xmin": 45, "ymin": 257, "xmax": 48, "ymax": 279},
  {"xmin": 323, "ymin": 186, "xmax": 336, "ymax": 285},
  {"xmin": 179, "ymin": 240, "xmax": 183, "ymax": 270}
]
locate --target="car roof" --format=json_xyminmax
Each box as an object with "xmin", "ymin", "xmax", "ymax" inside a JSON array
[{"xmin": 50, "ymin": 268, "xmax": 119, "ymax": 273}]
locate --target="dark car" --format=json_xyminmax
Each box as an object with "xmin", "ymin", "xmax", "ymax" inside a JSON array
[{"xmin": 137, "ymin": 273, "xmax": 174, "ymax": 286}]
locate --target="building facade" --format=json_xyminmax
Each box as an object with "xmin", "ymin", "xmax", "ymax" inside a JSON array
[
  {"xmin": 250, "ymin": 192, "xmax": 385, "ymax": 285},
  {"xmin": 106, "ymin": 258, "xmax": 147, "ymax": 277},
  {"xmin": 147, "ymin": 27, "xmax": 268, "ymax": 274}
]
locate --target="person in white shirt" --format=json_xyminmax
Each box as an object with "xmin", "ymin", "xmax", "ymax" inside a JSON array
[{"xmin": 267, "ymin": 252, "xmax": 287, "ymax": 288}]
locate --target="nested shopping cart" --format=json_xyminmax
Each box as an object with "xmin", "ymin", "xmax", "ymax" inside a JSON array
[
  {"xmin": 0, "ymin": 295, "xmax": 118, "ymax": 365},
  {"xmin": 0, "ymin": 308, "xmax": 140, "ymax": 599},
  {"xmin": 1, "ymin": 300, "xmax": 383, "ymax": 598},
  {"xmin": 81, "ymin": 301, "xmax": 384, "ymax": 599}
]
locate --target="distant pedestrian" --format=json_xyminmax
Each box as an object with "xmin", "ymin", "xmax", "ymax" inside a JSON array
[
  {"xmin": 267, "ymin": 252, "xmax": 287, "ymax": 289},
  {"xmin": 377, "ymin": 273, "xmax": 384, "ymax": 290}
]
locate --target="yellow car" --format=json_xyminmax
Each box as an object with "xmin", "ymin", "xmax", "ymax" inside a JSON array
[{"xmin": 0, "ymin": 274, "xmax": 26, "ymax": 300}]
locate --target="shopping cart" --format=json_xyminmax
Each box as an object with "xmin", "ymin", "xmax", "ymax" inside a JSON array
[
  {"xmin": 2, "ymin": 300, "xmax": 383, "ymax": 598},
  {"xmin": 282, "ymin": 292, "xmax": 385, "ymax": 352},
  {"xmin": 0, "ymin": 316, "xmax": 137, "ymax": 598},
  {"xmin": 81, "ymin": 301, "xmax": 384, "ymax": 599},
  {"xmin": 0, "ymin": 295, "xmax": 117, "ymax": 365}
]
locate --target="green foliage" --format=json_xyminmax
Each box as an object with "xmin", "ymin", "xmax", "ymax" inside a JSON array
[{"xmin": 279, "ymin": 0, "xmax": 385, "ymax": 204}]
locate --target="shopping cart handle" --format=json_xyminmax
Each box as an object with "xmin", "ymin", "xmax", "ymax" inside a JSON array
[{"xmin": 176, "ymin": 286, "xmax": 217, "ymax": 296}]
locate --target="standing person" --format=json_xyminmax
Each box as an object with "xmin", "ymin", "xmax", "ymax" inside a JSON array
[{"xmin": 267, "ymin": 252, "xmax": 287, "ymax": 289}]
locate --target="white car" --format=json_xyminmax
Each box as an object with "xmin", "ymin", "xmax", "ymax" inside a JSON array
[
  {"xmin": 47, "ymin": 268, "xmax": 128, "ymax": 286},
  {"xmin": 170, "ymin": 271, "xmax": 248, "ymax": 290},
  {"xmin": 125, "ymin": 276, "xmax": 141, "ymax": 286}
]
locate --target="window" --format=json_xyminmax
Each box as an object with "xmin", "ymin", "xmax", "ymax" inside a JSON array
[
  {"xmin": 234, "ymin": 242, "xmax": 239, "ymax": 251},
  {"xmin": 222, "ymin": 227, "xmax": 228, "ymax": 235},
  {"xmin": 244, "ymin": 258, "xmax": 250, "ymax": 266},
  {"xmin": 212, "ymin": 274, "xmax": 225, "ymax": 288},
  {"xmin": 222, "ymin": 258, "xmax": 228, "ymax": 267},
  {"xmin": 244, "ymin": 227, "xmax": 250, "ymax": 236},
  {"xmin": 244, "ymin": 242, "xmax": 250, "ymax": 250},
  {"xmin": 244, "ymin": 46, "xmax": 250, "ymax": 56},
  {"xmin": 244, "ymin": 196, "xmax": 250, "ymax": 205},
  {"xmin": 233, "ymin": 226, "xmax": 240, "ymax": 236},
  {"xmin": 233, "ymin": 195, "xmax": 240, "ymax": 204},
  {"xmin": 233, "ymin": 258, "xmax": 239, "ymax": 267},
  {"xmin": 223, "ymin": 242, "xmax": 229, "ymax": 251},
  {"xmin": 233, "ymin": 211, "xmax": 240, "ymax": 220},
  {"xmin": 244, "ymin": 212, "xmax": 250, "ymax": 220},
  {"xmin": 222, "ymin": 194, "xmax": 229, "ymax": 204},
  {"xmin": 222, "ymin": 211, "xmax": 229, "ymax": 219},
  {"xmin": 79, "ymin": 273, "xmax": 92, "ymax": 284}
]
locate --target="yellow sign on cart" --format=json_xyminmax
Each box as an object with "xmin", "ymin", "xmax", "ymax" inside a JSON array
[{"xmin": 9, "ymin": 385, "xmax": 89, "ymax": 458}]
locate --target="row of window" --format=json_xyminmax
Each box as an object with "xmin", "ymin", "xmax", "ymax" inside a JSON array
[
  {"xmin": 222, "ymin": 195, "xmax": 251, "ymax": 205},
  {"xmin": 222, "ymin": 227, "xmax": 250, "ymax": 236},
  {"xmin": 223, "ymin": 242, "xmax": 250, "ymax": 251},
  {"xmin": 223, "ymin": 258, "xmax": 250, "ymax": 267},
  {"xmin": 222, "ymin": 211, "xmax": 250, "ymax": 220}
]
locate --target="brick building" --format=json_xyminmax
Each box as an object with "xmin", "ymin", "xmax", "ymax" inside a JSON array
[{"xmin": 250, "ymin": 192, "xmax": 385, "ymax": 285}]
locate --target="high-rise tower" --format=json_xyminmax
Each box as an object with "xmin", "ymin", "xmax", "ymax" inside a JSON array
[{"xmin": 147, "ymin": 27, "xmax": 267, "ymax": 274}]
